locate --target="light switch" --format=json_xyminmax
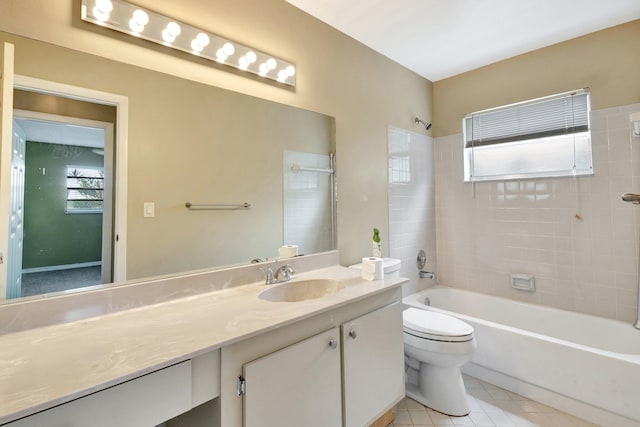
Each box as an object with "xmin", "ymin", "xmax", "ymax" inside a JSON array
[{"xmin": 143, "ymin": 202, "xmax": 155, "ymax": 218}]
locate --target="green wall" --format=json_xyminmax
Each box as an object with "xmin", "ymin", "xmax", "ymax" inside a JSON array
[{"xmin": 23, "ymin": 141, "xmax": 103, "ymax": 269}]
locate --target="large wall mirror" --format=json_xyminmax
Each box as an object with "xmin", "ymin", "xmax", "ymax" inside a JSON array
[{"xmin": 0, "ymin": 31, "xmax": 336, "ymax": 303}]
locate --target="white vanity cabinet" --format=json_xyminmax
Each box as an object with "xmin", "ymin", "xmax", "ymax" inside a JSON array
[
  {"xmin": 341, "ymin": 301, "xmax": 405, "ymax": 426},
  {"xmin": 242, "ymin": 327, "xmax": 342, "ymax": 427},
  {"xmin": 236, "ymin": 299, "xmax": 404, "ymax": 427}
]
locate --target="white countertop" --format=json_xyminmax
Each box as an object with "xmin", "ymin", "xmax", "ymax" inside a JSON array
[{"xmin": 0, "ymin": 265, "xmax": 405, "ymax": 424}]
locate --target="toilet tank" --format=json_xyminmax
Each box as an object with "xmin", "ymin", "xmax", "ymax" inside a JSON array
[{"xmin": 349, "ymin": 258, "xmax": 401, "ymax": 279}]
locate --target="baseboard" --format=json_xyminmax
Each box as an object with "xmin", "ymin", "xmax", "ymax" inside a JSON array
[
  {"xmin": 369, "ymin": 408, "xmax": 394, "ymax": 427},
  {"xmin": 463, "ymin": 363, "xmax": 640, "ymax": 427},
  {"xmin": 22, "ymin": 261, "xmax": 102, "ymax": 274}
]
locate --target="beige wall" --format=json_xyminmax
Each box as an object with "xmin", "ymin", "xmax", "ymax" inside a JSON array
[
  {"xmin": 433, "ymin": 20, "xmax": 640, "ymax": 137},
  {"xmin": 0, "ymin": 0, "xmax": 433, "ymax": 276}
]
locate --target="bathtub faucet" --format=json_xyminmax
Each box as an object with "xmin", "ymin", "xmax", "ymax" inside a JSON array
[{"xmin": 419, "ymin": 271, "xmax": 435, "ymax": 280}]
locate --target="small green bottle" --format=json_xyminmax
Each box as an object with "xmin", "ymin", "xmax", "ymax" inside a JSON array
[{"xmin": 372, "ymin": 228, "xmax": 381, "ymax": 257}]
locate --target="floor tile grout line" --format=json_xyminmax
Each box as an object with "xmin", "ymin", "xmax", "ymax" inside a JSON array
[{"xmin": 390, "ymin": 374, "xmax": 599, "ymax": 427}]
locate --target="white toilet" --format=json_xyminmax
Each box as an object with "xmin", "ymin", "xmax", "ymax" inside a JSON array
[{"xmin": 403, "ymin": 307, "xmax": 476, "ymax": 416}]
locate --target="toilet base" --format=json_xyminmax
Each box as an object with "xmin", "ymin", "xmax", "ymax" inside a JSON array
[{"xmin": 406, "ymin": 363, "xmax": 470, "ymax": 417}]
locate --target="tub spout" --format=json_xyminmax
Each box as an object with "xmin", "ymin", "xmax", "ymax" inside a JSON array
[{"xmin": 634, "ymin": 319, "xmax": 640, "ymax": 330}]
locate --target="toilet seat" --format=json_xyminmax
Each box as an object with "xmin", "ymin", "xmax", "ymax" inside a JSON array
[{"xmin": 403, "ymin": 308, "xmax": 473, "ymax": 342}]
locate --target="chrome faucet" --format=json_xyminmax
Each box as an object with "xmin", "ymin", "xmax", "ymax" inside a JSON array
[
  {"xmin": 261, "ymin": 263, "xmax": 295, "ymax": 285},
  {"xmin": 262, "ymin": 267, "xmax": 277, "ymax": 285},
  {"xmin": 275, "ymin": 264, "xmax": 295, "ymax": 283}
]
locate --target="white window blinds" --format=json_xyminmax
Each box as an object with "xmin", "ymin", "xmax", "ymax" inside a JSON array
[{"xmin": 463, "ymin": 89, "xmax": 593, "ymax": 182}]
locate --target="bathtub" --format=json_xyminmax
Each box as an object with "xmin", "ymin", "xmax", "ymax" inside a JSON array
[{"xmin": 404, "ymin": 286, "xmax": 640, "ymax": 427}]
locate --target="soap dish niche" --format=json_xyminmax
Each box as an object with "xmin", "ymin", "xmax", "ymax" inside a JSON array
[{"xmin": 511, "ymin": 273, "xmax": 535, "ymax": 292}]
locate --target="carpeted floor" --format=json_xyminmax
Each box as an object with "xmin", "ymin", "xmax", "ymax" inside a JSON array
[{"xmin": 21, "ymin": 266, "xmax": 102, "ymax": 297}]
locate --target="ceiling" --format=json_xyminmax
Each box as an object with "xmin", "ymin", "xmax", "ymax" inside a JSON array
[
  {"xmin": 285, "ymin": 0, "xmax": 640, "ymax": 82},
  {"xmin": 14, "ymin": 118, "xmax": 105, "ymax": 149}
]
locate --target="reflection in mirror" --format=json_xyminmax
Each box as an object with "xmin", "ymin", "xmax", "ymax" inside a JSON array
[
  {"xmin": 12, "ymin": 91, "xmax": 118, "ymax": 299},
  {"xmin": 0, "ymin": 30, "xmax": 336, "ymax": 303}
]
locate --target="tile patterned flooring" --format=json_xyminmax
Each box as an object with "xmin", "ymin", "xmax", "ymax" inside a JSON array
[{"xmin": 390, "ymin": 375, "xmax": 600, "ymax": 427}]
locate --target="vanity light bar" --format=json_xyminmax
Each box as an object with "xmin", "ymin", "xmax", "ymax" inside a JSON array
[{"xmin": 80, "ymin": 0, "xmax": 296, "ymax": 86}]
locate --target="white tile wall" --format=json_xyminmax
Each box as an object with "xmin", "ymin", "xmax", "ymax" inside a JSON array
[
  {"xmin": 283, "ymin": 150, "xmax": 334, "ymax": 256},
  {"xmin": 435, "ymin": 103, "xmax": 640, "ymax": 322},
  {"xmin": 388, "ymin": 127, "xmax": 437, "ymax": 296}
]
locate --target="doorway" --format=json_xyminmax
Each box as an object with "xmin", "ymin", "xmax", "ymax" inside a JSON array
[
  {"xmin": 0, "ymin": 69, "xmax": 129, "ymax": 300},
  {"xmin": 14, "ymin": 111, "xmax": 113, "ymax": 296}
]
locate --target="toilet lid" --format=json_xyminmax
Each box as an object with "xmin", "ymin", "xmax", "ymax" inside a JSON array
[{"xmin": 403, "ymin": 308, "xmax": 474, "ymax": 341}]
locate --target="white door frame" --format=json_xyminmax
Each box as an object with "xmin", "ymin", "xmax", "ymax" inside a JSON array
[
  {"xmin": 0, "ymin": 43, "xmax": 14, "ymax": 299},
  {"xmin": 11, "ymin": 75, "xmax": 128, "ymax": 283}
]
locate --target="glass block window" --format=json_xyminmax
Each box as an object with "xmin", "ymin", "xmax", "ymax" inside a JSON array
[
  {"xmin": 66, "ymin": 166, "xmax": 104, "ymax": 213},
  {"xmin": 463, "ymin": 89, "xmax": 593, "ymax": 182}
]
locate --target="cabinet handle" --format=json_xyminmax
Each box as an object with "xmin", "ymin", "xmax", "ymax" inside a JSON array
[
  {"xmin": 329, "ymin": 339, "xmax": 338, "ymax": 349},
  {"xmin": 348, "ymin": 329, "xmax": 357, "ymax": 339}
]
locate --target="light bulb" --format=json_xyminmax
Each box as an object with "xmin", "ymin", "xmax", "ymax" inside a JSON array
[
  {"xmin": 238, "ymin": 57, "xmax": 249, "ymax": 70},
  {"xmin": 129, "ymin": 18, "xmax": 144, "ymax": 33},
  {"xmin": 132, "ymin": 9, "xmax": 149, "ymax": 26},
  {"xmin": 191, "ymin": 33, "xmax": 209, "ymax": 53},
  {"xmin": 266, "ymin": 58, "xmax": 277, "ymax": 70},
  {"xmin": 95, "ymin": 0, "xmax": 113, "ymax": 13},
  {"xmin": 222, "ymin": 42, "xmax": 235, "ymax": 56},
  {"xmin": 166, "ymin": 22, "xmax": 181, "ymax": 37},
  {"xmin": 245, "ymin": 51, "xmax": 257, "ymax": 64},
  {"xmin": 277, "ymin": 70, "xmax": 287, "ymax": 82},
  {"xmin": 285, "ymin": 65, "xmax": 296, "ymax": 76},
  {"xmin": 216, "ymin": 48, "xmax": 227, "ymax": 62},
  {"xmin": 259, "ymin": 63, "xmax": 269, "ymax": 76},
  {"xmin": 128, "ymin": 9, "xmax": 148, "ymax": 33},
  {"xmin": 162, "ymin": 29, "xmax": 175, "ymax": 43},
  {"xmin": 191, "ymin": 39, "xmax": 203, "ymax": 53},
  {"xmin": 92, "ymin": 6, "xmax": 110, "ymax": 21},
  {"xmin": 196, "ymin": 33, "xmax": 210, "ymax": 47},
  {"xmin": 162, "ymin": 22, "xmax": 181, "ymax": 43}
]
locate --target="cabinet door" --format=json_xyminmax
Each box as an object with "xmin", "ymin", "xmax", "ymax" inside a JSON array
[
  {"xmin": 341, "ymin": 301, "xmax": 405, "ymax": 427},
  {"xmin": 243, "ymin": 327, "xmax": 342, "ymax": 427}
]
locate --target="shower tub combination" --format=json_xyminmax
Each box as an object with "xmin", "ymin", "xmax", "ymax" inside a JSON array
[{"xmin": 404, "ymin": 286, "xmax": 640, "ymax": 427}]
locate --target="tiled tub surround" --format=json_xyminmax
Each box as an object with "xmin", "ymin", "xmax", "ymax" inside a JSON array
[
  {"xmin": 388, "ymin": 127, "xmax": 437, "ymax": 296},
  {"xmin": 0, "ymin": 251, "xmax": 406, "ymax": 424},
  {"xmin": 435, "ymin": 103, "xmax": 640, "ymax": 323}
]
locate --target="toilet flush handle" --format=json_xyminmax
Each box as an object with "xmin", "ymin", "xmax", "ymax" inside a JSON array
[{"xmin": 348, "ymin": 329, "xmax": 357, "ymax": 339}]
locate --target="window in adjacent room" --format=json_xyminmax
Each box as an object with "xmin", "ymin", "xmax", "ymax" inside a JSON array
[
  {"xmin": 463, "ymin": 88, "xmax": 593, "ymax": 182},
  {"xmin": 66, "ymin": 166, "xmax": 104, "ymax": 213}
]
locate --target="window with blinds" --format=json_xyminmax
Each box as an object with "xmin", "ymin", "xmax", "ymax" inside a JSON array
[
  {"xmin": 66, "ymin": 166, "xmax": 104, "ymax": 213},
  {"xmin": 463, "ymin": 89, "xmax": 593, "ymax": 182}
]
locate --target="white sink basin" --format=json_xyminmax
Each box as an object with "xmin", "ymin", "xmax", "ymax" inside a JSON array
[{"xmin": 258, "ymin": 279, "xmax": 345, "ymax": 302}]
